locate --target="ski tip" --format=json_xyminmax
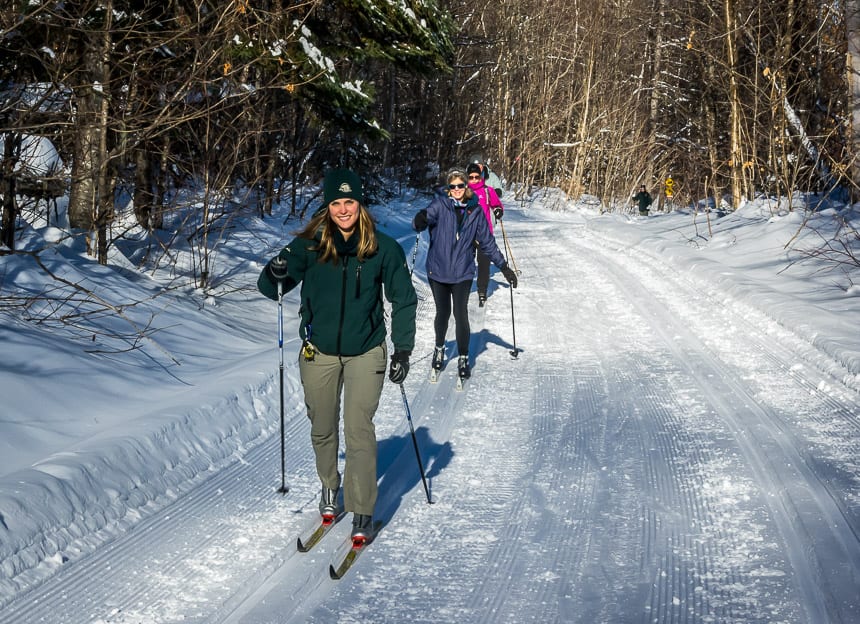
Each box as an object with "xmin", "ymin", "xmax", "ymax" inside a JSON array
[
  {"xmin": 329, "ymin": 564, "xmax": 341, "ymax": 580},
  {"xmin": 296, "ymin": 537, "xmax": 307, "ymax": 552}
]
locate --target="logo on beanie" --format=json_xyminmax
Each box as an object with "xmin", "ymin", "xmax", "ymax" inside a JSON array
[{"xmin": 323, "ymin": 168, "xmax": 362, "ymax": 205}]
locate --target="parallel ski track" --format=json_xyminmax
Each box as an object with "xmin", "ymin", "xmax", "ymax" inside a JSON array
[
  {"xmin": 578, "ymin": 230, "xmax": 860, "ymax": 623},
  {"xmin": 0, "ymin": 397, "xmax": 313, "ymax": 624},
  {"xmin": 311, "ymin": 213, "xmax": 855, "ymax": 624},
  {"xmin": 454, "ymin": 216, "xmax": 852, "ymax": 623},
  {"xmin": 509, "ymin": 224, "xmax": 737, "ymax": 623},
  {"xmin": 4, "ymin": 213, "xmax": 859, "ymax": 624},
  {"xmin": 298, "ymin": 266, "xmax": 536, "ymax": 623},
  {"xmin": 462, "ymin": 241, "xmax": 596, "ymax": 623},
  {"xmin": 219, "ymin": 274, "xmax": 478, "ymax": 623},
  {"xmin": 592, "ymin": 231, "xmax": 860, "ymax": 509},
  {"xmin": 0, "ymin": 259, "xmax": 484, "ymax": 624}
]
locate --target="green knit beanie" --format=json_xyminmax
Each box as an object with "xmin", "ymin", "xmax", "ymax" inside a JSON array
[{"xmin": 323, "ymin": 168, "xmax": 364, "ymax": 205}]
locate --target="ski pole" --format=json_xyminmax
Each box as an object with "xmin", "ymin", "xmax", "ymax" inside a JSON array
[
  {"xmin": 499, "ymin": 219, "xmax": 520, "ymax": 359},
  {"xmin": 276, "ymin": 282, "xmax": 289, "ymax": 494},
  {"xmin": 499, "ymin": 218, "xmax": 519, "ymax": 273},
  {"xmin": 399, "ymin": 383, "xmax": 433, "ymax": 504},
  {"xmin": 409, "ymin": 232, "xmax": 420, "ymax": 277}
]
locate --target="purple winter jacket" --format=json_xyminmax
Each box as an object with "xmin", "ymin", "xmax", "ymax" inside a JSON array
[{"xmin": 416, "ymin": 192, "xmax": 507, "ymax": 284}]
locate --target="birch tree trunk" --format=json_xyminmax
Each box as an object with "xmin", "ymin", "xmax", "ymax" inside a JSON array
[
  {"xmin": 647, "ymin": 0, "xmax": 666, "ymax": 188},
  {"xmin": 724, "ymin": 0, "xmax": 744, "ymax": 209}
]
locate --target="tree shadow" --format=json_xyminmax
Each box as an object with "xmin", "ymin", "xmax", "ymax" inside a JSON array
[{"xmin": 374, "ymin": 426, "xmax": 453, "ymax": 521}]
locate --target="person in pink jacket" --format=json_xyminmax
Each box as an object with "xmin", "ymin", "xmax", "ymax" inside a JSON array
[{"xmin": 466, "ymin": 162, "xmax": 504, "ymax": 306}]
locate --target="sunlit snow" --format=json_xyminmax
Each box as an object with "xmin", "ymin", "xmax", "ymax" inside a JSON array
[{"xmin": 1, "ymin": 185, "xmax": 859, "ymax": 623}]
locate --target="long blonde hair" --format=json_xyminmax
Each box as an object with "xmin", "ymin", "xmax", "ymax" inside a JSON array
[{"xmin": 296, "ymin": 204, "xmax": 378, "ymax": 264}]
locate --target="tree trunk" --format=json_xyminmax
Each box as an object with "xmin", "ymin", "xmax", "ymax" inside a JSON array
[
  {"xmin": 724, "ymin": 0, "xmax": 744, "ymax": 209},
  {"xmin": 1, "ymin": 134, "xmax": 21, "ymax": 250},
  {"xmin": 134, "ymin": 147, "xmax": 155, "ymax": 230},
  {"xmin": 847, "ymin": 0, "xmax": 860, "ymax": 198},
  {"xmin": 95, "ymin": 1, "xmax": 114, "ymax": 265},
  {"xmin": 569, "ymin": 41, "xmax": 595, "ymax": 198},
  {"xmin": 67, "ymin": 0, "xmax": 113, "ymax": 263},
  {"xmin": 647, "ymin": 0, "xmax": 666, "ymax": 188}
]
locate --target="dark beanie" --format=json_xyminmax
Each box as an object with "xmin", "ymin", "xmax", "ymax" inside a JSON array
[
  {"xmin": 466, "ymin": 162, "xmax": 482, "ymax": 176},
  {"xmin": 323, "ymin": 168, "xmax": 364, "ymax": 205}
]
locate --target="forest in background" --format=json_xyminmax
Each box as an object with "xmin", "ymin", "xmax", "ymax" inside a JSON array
[{"xmin": 1, "ymin": 0, "xmax": 858, "ymax": 277}]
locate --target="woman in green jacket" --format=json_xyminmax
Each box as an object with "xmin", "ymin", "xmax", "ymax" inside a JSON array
[{"xmin": 258, "ymin": 168, "xmax": 417, "ymax": 543}]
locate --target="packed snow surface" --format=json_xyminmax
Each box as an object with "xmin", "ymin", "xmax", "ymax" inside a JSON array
[{"xmin": 1, "ymin": 189, "xmax": 859, "ymax": 623}]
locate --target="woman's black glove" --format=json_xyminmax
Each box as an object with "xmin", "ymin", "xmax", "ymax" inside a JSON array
[
  {"xmin": 501, "ymin": 264, "xmax": 518, "ymax": 288},
  {"xmin": 266, "ymin": 256, "xmax": 289, "ymax": 287},
  {"xmin": 493, "ymin": 207, "xmax": 503, "ymax": 220},
  {"xmin": 389, "ymin": 351, "xmax": 410, "ymax": 384},
  {"xmin": 413, "ymin": 210, "xmax": 428, "ymax": 232}
]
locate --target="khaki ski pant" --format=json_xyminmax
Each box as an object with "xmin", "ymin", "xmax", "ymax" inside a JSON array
[{"xmin": 298, "ymin": 343, "xmax": 387, "ymax": 516}]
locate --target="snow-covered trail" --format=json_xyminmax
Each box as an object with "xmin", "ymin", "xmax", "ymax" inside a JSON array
[{"xmin": 3, "ymin": 209, "xmax": 860, "ymax": 623}]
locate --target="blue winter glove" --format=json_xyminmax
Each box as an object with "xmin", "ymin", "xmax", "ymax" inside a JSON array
[
  {"xmin": 413, "ymin": 210, "xmax": 428, "ymax": 232},
  {"xmin": 389, "ymin": 350, "xmax": 410, "ymax": 384},
  {"xmin": 266, "ymin": 256, "xmax": 289, "ymax": 287},
  {"xmin": 501, "ymin": 264, "xmax": 518, "ymax": 288}
]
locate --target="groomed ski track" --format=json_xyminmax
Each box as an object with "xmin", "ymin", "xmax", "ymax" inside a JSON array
[{"xmin": 2, "ymin": 208, "xmax": 860, "ymax": 623}]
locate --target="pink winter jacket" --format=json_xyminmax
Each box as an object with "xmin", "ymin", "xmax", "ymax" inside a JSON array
[{"xmin": 467, "ymin": 180, "xmax": 503, "ymax": 234}]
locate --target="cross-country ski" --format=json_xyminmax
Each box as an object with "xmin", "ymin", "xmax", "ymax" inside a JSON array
[
  {"xmin": 295, "ymin": 513, "xmax": 343, "ymax": 553},
  {"xmin": 328, "ymin": 521, "xmax": 384, "ymax": 580}
]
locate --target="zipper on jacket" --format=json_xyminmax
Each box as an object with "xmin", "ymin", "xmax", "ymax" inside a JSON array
[
  {"xmin": 355, "ymin": 264, "xmax": 362, "ymax": 299},
  {"xmin": 336, "ymin": 256, "xmax": 348, "ymax": 354}
]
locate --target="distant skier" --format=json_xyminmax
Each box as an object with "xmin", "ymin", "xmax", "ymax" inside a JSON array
[
  {"xmin": 257, "ymin": 168, "xmax": 417, "ymax": 543},
  {"xmin": 467, "ymin": 154, "xmax": 505, "ymax": 197},
  {"xmin": 632, "ymin": 184, "xmax": 653, "ymax": 216},
  {"xmin": 412, "ymin": 168, "xmax": 517, "ymax": 385},
  {"xmin": 466, "ymin": 162, "xmax": 505, "ymax": 307}
]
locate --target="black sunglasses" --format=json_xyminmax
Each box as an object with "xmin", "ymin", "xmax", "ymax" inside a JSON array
[{"xmin": 448, "ymin": 183, "xmax": 466, "ymax": 189}]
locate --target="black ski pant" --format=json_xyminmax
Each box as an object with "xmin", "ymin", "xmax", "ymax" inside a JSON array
[
  {"xmin": 429, "ymin": 278, "xmax": 472, "ymax": 356},
  {"xmin": 475, "ymin": 242, "xmax": 491, "ymax": 296}
]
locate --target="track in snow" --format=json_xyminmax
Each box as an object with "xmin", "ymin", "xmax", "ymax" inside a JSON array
[{"xmin": 3, "ymin": 212, "xmax": 859, "ymax": 624}]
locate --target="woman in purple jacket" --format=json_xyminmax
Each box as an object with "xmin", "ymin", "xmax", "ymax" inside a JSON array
[{"xmin": 413, "ymin": 169, "xmax": 517, "ymax": 382}]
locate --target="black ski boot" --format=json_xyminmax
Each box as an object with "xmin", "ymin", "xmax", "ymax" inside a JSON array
[
  {"xmin": 432, "ymin": 345, "xmax": 445, "ymax": 371},
  {"xmin": 351, "ymin": 513, "xmax": 374, "ymax": 544},
  {"xmin": 457, "ymin": 355, "xmax": 471, "ymax": 380}
]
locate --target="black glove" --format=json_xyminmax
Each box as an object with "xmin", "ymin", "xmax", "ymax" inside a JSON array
[
  {"xmin": 413, "ymin": 210, "xmax": 428, "ymax": 232},
  {"xmin": 388, "ymin": 350, "xmax": 410, "ymax": 384},
  {"xmin": 493, "ymin": 207, "xmax": 503, "ymax": 220},
  {"xmin": 266, "ymin": 256, "xmax": 289, "ymax": 286},
  {"xmin": 501, "ymin": 264, "xmax": 518, "ymax": 288}
]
